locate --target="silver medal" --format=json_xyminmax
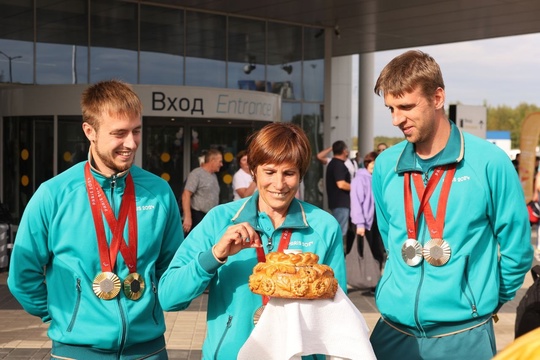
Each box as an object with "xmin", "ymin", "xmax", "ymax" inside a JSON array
[{"xmin": 401, "ymin": 239, "xmax": 423, "ymax": 266}]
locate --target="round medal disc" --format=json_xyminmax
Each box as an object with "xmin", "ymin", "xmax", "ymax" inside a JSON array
[
  {"xmin": 253, "ymin": 305, "xmax": 265, "ymax": 326},
  {"xmin": 423, "ymin": 238, "xmax": 451, "ymax": 266},
  {"xmin": 93, "ymin": 272, "xmax": 121, "ymax": 300},
  {"xmin": 401, "ymin": 239, "xmax": 423, "ymax": 266},
  {"xmin": 123, "ymin": 272, "xmax": 145, "ymax": 300}
]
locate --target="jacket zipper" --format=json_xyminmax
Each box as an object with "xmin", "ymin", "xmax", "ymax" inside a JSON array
[
  {"xmin": 463, "ymin": 256, "xmax": 479, "ymax": 318},
  {"xmin": 67, "ymin": 278, "xmax": 82, "ymax": 332},
  {"xmin": 213, "ymin": 315, "xmax": 232, "ymax": 360},
  {"xmin": 110, "ymin": 175, "xmax": 128, "ymax": 356},
  {"xmin": 414, "ymin": 222, "xmax": 428, "ymax": 337},
  {"xmin": 151, "ymin": 280, "xmax": 159, "ymax": 324},
  {"xmin": 110, "ymin": 174, "xmax": 118, "ymax": 210}
]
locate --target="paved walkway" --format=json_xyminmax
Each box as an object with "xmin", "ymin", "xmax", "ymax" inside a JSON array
[{"xmin": 0, "ymin": 251, "xmax": 537, "ymax": 359}]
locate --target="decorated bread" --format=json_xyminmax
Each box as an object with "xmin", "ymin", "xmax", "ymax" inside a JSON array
[{"xmin": 248, "ymin": 251, "xmax": 338, "ymax": 299}]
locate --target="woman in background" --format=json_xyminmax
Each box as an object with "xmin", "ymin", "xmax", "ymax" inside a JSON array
[
  {"xmin": 350, "ymin": 151, "xmax": 386, "ymax": 272},
  {"xmin": 232, "ymin": 150, "xmax": 256, "ymax": 200}
]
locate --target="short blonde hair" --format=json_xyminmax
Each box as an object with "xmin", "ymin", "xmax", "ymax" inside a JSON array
[
  {"xmin": 81, "ymin": 79, "xmax": 142, "ymax": 130},
  {"xmin": 374, "ymin": 50, "xmax": 444, "ymax": 100}
]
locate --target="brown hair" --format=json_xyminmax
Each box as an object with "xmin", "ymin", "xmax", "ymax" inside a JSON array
[
  {"xmin": 363, "ymin": 151, "xmax": 378, "ymax": 168},
  {"xmin": 81, "ymin": 79, "xmax": 142, "ymax": 130},
  {"xmin": 236, "ymin": 149, "xmax": 247, "ymax": 164},
  {"xmin": 246, "ymin": 123, "xmax": 311, "ymax": 179},
  {"xmin": 374, "ymin": 50, "xmax": 444, "ymax": 99}
]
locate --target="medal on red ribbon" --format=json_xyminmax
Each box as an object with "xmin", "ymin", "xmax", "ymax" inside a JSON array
[
  {"xmin": 85, "ymin": 163, "xmax": 142, "ymax": 300},
  {"xmin": 403, "ymin": 164, "xmax": 456, "ymax": 266}
]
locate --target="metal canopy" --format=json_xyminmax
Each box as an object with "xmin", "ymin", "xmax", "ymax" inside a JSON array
[{"xmin": 154, "ymin": 0, "xmax": 540, "ymax": 56}]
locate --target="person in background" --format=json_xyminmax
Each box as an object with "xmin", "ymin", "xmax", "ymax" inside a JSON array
[
  {"xmin": 181, "ymin": 148, "xmax": 222, "ymax": 235},
  {"xmin": 370, "ymin": 50, "xmax": 532, "ymax": 359},
  {"xmin": 8, "ymin": 79, "xmax": 183, "ymax": 359},
  {"xmin": 350, "ymin": 151, "xmax": 385, "ymax": 276},
  {"xmin": 232, "ymin": 150, "xmax": 256, "ymax": 201},
  {"xmin": 376, "ymin": 142, "xmax": 388, "ymax": 153},
  {"xmin": 158, "ymin": 122, "xmax": 346, "ymax": 360},
  {"xmin": 317, "ymin": 144, "xmax": 356, "ymax": 179},
  {"xmin": 325, "ymin": 140, "xmax": 352, "ymax": 254}
]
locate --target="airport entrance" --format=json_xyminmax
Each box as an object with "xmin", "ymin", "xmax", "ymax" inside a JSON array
[
  {"xmin": 142, "ymin": 117, "xmax": 270, "ymax": 204},
  {"xmin": 0, "ymin": 84, "xmax": 281, "ymax": 223}
]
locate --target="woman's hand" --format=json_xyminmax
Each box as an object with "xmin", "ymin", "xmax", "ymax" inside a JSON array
[
  {"xmin": 212, "ymin": 223, "xmax": 262, "ymax": 261},
  {"xmin": 356, "ymin": 227, "xmax": 366, "ymax": 237}
]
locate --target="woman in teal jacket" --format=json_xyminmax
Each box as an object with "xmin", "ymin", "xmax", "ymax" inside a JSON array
[{"xmin": 159, "ymin": 123, "xmax": 347, "ymax": 359}]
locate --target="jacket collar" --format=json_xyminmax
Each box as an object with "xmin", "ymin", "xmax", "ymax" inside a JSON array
[
  {"xmin": 231, "ymin": 192, "xmax": 309, "ymax": 231},
  {"xmin": 395, "ymin": 120, "xmax": 465, "ymax": 174}
]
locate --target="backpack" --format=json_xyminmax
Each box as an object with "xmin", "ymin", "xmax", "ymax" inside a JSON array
[
  {"xmin": 515, "ymin": 265, "xmax": 540, "ymax": 338},
  {"xmin": 527, "ymin": 201, "xmax": 540, "ymax": 225}
]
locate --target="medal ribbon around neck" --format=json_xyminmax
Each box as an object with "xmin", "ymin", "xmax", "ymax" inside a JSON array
[
  {"xmin": 86, "ymin": 164, "xmax": 144, "ymax": 300},
  {"xmin": 404, "ymin": 164, "xmax": 456, "ymax": 266},
  {"xmin": 255, "ymin": 229, "xmax": 292, "ymax": 307},
  {"xmin": 410, "ymin": 165, "xmax": 456, "ymax": 239},
  {"xmin": 85, "ymin": 163, "xmax": 138, "ymax": 275}
]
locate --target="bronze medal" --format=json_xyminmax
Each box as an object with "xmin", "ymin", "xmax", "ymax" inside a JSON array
[
  {"xmin": 93, "ymin": 272, "xmax": 121, "ymax": 300},
  {"xmin": 123, "ymin": 272, "xmax": 145, "ymax": 300},
  {"xmin": 401, "ymin": 239, "xmax": 423, "ymax": 266},
  {"xmin": 422, "ymin": 238, "xmax": 451, "ymax": 266},
  {"xmin": 253, "ymin": 305, "xmax": 265, "ymax": 325}
]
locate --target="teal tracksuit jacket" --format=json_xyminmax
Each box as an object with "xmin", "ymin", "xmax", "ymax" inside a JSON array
[
  {"xmin": 159, "ymin": 193, "xmax": 347, "ymax": 359},
  {"xmin": 372, "ymin": 120, "xmax": 533, "ymax": 334},
  {"xmin": 8, "ymin": 162, "xmax": 183, "ymax": 354}
]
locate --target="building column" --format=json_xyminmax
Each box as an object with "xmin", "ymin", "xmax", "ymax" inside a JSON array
[{"xmin": 358, "ymin": 52, "xmax": 375, "ymax": 159}]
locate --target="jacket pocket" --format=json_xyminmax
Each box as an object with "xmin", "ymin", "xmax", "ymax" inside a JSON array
[{"xmin": 66, "ymin": 278, "xmax": 82, "ymax": 332}]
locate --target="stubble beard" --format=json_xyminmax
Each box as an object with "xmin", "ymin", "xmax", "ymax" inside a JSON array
[{"xmin": 94, "ymin": 146, "xmax": 133, "ymax": 174}]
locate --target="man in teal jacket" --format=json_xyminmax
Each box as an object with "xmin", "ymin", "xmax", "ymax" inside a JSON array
[
  {"xmin": 370, "ymin": 50, "xmax": 533, "ymax": 359},
  {"xmin": 8, "ymin": 80, "xmax": 183, "ymax": 359}
]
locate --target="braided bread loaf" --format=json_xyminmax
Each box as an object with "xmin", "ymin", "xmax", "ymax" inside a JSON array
[{"xmin": 248, "ymin": 252, "xmax": 338, "ymax": 299}]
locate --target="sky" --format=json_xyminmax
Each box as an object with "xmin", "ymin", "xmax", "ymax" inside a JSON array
[{"xmin": 371, "ymin": 32, "xmax": 540, "ymax": 137}]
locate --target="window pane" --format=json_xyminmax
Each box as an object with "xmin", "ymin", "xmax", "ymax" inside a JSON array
[
  {"xmin": 267, "ymin": 23, "xmax": 302, "ymax": 100},
  {"xmin": 281, "ymin": 102, "xmax": 302, "ymax": 123},
  {"xmin": 185, "ymin": 12, "xmax": 226, "ymax": 87},
  {"xmin": 0, "ymin": 0, "xmax": 33, "ymax": 84},
  {"xmin": 303, "ymin": 28, "xmax": 325, "ymax": 102},
  {"xmin": 143, "ymin": 118, "xmax": 185, "ymax": 199},
  {"xmin": 36, "ymin": 0, "xmax": 89, "ymax": 84},
  {"xmin": 228, "ymin": 18, "xmax": 267, "ymax": 91},
  {"xmin": 300, "ymin": 103, "xmax": 324, "ymax": 207},
  {"xmin": 0, "ymin": 39, "xmax": 32, "ymax": 84},
  {"xmin": 58, "ymin": 116, "xmax": 88, "ymax": 174},
  {"xmin": 140, "ymin": 5, "xmax": 184, "ymax": 85},
  {"xmin": 90, "ymin": 0, "xmax": 137, "ymax": 83},
  {"xmin": 2, "ymin": 116, "xmax": 53, "ymax": 221}
]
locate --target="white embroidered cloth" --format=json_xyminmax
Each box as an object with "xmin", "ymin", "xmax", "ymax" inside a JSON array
[{"xmin": 238, "ymin": 286, "xmax": 376, "ymax": 360}]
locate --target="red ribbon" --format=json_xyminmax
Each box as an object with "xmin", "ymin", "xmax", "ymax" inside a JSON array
[
  {"xmin": 404, "ymin": 165, "xmax": 456, "ymax": 241},
  {"xmin": 255, "ymin": 229, "xmax": 292, "ymax": 305},
  {"xmin": 85, "ymin": 163, "xmax": 138, "ymax": 274}
]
